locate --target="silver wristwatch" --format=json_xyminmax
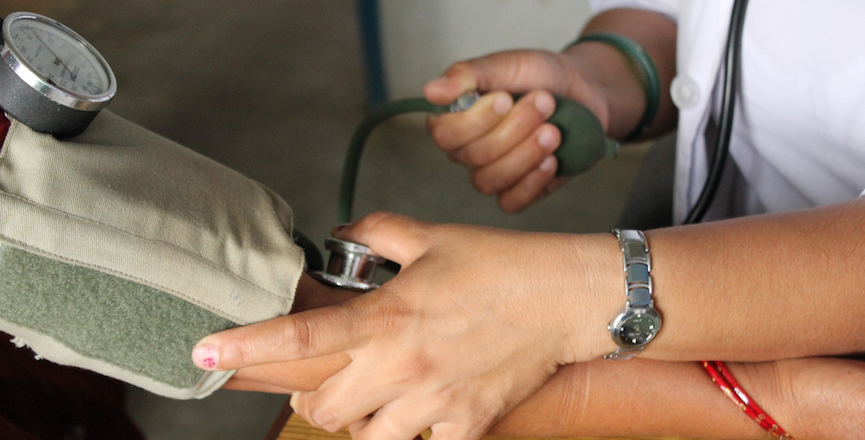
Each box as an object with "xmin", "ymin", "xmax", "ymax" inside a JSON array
[{"xmin": 606, "ymin": 229, "xmax": 661, "ymax": 360}]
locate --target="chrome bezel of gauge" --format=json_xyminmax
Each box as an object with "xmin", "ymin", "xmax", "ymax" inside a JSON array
[{"xmin": 1, "ymin": 11, "xmax": 116, "ymax": 112}]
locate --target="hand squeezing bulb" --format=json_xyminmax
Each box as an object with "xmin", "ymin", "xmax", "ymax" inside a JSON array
[
  {"xmin": 448, "ymin": 91, "xmax": 619, "ymax": 176},
  {"xmin": 338, "ymin": 90, "xmax": 620, "ymax": 223}
]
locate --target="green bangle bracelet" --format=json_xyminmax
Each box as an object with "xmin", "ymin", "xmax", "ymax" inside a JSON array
[{"xmin": 569, "ymin": 33, "xmax": 660, "ymax": 142}]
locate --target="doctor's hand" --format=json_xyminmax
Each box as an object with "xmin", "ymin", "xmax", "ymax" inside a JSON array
[
  {"xmin": 193, "ymin": 212, "xmax": 620, "ymax": 440},
  {"xmin": 424, "ymin": 50, "xmax": 610, "ymax": 213}
]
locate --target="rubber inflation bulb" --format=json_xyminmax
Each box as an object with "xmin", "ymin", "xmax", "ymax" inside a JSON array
[{"xmin": 546, "ymin": 94, "xmax": 618, "ymax": 176}]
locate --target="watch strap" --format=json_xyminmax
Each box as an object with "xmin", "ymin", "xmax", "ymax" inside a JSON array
[
  {"xmin": 606, "ymin": 229, "xmax": 657, "ymax": 360},
  {"xmin": 605, "ymin": 346, "xmax": 644, "ymax": 360},
  {"xmin": 617, "ymin": 229, "xmax": 653, "ymax": 308}
]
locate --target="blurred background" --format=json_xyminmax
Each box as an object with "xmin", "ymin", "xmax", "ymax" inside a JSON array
[{"xmin": 0, "ymin": 1, "xmax": 669, "ymax": 438}]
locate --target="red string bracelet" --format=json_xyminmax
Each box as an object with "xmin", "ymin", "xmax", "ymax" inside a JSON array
[{"xmin": 702, "ymin": 360, "xmax": 791, "ymax": 439}]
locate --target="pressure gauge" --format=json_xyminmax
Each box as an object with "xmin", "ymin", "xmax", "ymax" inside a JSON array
[{"xmin": 0, "ymin": 12, "xmax": 116, "ymax": 137}]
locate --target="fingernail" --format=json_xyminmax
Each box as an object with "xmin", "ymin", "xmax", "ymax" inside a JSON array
[
  {"xmin": 331, "ymin": 223, "xmax": 351, "ymax": 236},
  {"xmin": 539, "ymin": 156, "xmax": 557, "ymax": 173},
  {"xmin": 534, "ymin": 93, "xmax": 555, "ymax": 117},
  {"xmin": 289, "ymin": 392, "xmax": 301, "ymax": 410},
  {"xmin": 538, "ymin": 127, "xmax": 558, "ymax": 150},
  {"xmin": 191, "ymin": 343, "xmax": 219, "ymax": 370},
  {"xmin": 493, "ymin": 94, "xmax": 512, "ymax": 114}
]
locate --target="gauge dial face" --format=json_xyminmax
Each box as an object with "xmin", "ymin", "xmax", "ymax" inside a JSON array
[{"xmin": 5, "ymin": 14, "xmax": 113, "ymax": 98}]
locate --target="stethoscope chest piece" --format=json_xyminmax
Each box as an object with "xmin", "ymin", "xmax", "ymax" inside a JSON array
[{"xmin": 311, "ymin": 238, "xmax": 385, "ymax": 292}]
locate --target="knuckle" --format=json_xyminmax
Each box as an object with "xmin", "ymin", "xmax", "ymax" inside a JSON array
[
  {"xmin": 276, "ymin": 318, "xmax": 314, "ymax": 359},
  {"xmin": 462, "ymin": 145, "xmax": 496, "ymax": 167},
  {"xmin": 401, "ymin": 349, "xmax": 437, "ymax": 382},
  {"xmin": 355, "ymin": 211, "xmax": 401, "ymax": 235},
  {"xmin": 373, "ymin": 293, "xmax": 414, "ymax": 335}
]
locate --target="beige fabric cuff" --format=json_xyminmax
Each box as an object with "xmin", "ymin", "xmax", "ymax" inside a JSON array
[
  {"xmin": 0, "ymin": 111, "xmax": 303, "ymax": 324},
  {"xmin": 0, "ymin": 111, "xmax": 304, "ymax": 399}
]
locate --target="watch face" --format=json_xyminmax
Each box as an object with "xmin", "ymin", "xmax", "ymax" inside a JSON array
[{"xmin": 616, "ymin": 307, "xmax": 661, "ymax": 347}]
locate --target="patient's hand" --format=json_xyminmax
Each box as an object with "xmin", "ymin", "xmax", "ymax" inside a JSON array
[{"xmin": 218, "ymin": 273, "xmax": 355, "ymax": 393}]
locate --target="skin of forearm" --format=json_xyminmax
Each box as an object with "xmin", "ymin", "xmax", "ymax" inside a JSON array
[
  {"xmin": 641, "ymin": 198, "xmax": 865, "ymax": 361},
  {"xmin": 491, "ymin": 360, "xmax": 769, "ymax": 439},
  {"xmin": 230, "ymin": 354, "xmax": 865, "ymax": 439},
  {"xmin": 228, "ymin": 357, "xmax": 765, "ymax": 439},
  {"xmin": 562, "ymin": 8, "xmax": 678, "ymax": 140}
]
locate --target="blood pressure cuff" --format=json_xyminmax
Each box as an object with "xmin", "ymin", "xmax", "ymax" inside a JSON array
[{"xmin": 0, "ymin": 111, "xmax": 304, "ymax": 399}]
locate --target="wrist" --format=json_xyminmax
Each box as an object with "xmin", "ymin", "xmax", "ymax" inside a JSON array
[
  {"xmin": 557, "ymin": 232, "xmax": 624, "ymax": 362},
  {"xmin": 555, "ymin": 50, "xmax": 614, "ymax": 135},
  {"xmin": 561, "ymin": 41, "xmax": 645, "ymax": 141}
]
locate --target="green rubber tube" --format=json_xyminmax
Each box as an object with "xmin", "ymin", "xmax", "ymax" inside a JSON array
[{"xmin": 338, "ymin": 94, "xmax": 618, "ymax": 223}]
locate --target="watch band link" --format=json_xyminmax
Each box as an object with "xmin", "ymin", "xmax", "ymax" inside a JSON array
[{"xmin": 606, "ymin": 229, "xmax": 657, "ymax": 360}]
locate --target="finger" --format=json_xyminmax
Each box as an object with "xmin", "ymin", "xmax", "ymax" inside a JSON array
[
  {"xmin": 496, "ymin": 156, "xmax": 559, "ymax": 214},
  {"xmin": 423, "ymin": 66, "xmax": 478, "ymax": 105},
  {"xmin": 424, "ymin": 51, "xmax": 573, "ymax": 105},
  {"xmin": 349, "ymin": 398, "xmax": 438, "ymax": 440},
  {"xmin": 427, "ymin": 92, "xmax": 512, "ymax": 152},
  {"xmin": 192, "ymin": 302, "xmax": 366, "ymax": 370},
  {"xmin": 290, "ymin": 359, "xmax": 401, "ymax": 434},
  {"xmin": 222, "ymin": 377, "xmax": 296, "ymax": 394},
  {"xmin": 346, "ymin": 416, "xmax": 372, "ymax": 439},
  {"xmin": 469, "ymin": 123, "xmax": 560, "ymax": 196},
  {"xmin": 334, "ymin": 212, "xmax": 432, "ymax": 266},
  {"xmin": 450, "ymin": 91, "xmax": 556, "ymax": 169},
  {"xmin": 428, "ymin": 422, "xmax": 489, "ymax": 440},
  {"xmin": 228, "ymin": 353, "xmax": 352, "ymax": 392}
]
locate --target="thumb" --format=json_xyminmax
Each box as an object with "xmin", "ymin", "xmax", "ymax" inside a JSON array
[
  {"xmin": 333, "ymin": 212, "xmax": 431, "ymax": 266},
  {"xmin": 423, "ymin": 62, "xmax": 479, "ymax": 105},
  {"xmin": 424, "ymin": 50, "xmax": 572, "ymax": 105}
]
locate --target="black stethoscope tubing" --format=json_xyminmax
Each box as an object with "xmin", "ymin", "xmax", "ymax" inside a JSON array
[{"xmin": 683, "ymin": 0, "xmax": 750, "ymax": 224}]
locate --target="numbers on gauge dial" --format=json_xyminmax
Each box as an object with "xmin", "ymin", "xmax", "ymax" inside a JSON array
[{"xmin": 8, "ymin": 19, "xmax": 109, "ymax": 97}]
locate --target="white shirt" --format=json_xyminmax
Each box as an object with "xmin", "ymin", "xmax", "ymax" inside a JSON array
[{"xmin": 590, "ymin": 0, "xmax": 865, "ymax": 223}]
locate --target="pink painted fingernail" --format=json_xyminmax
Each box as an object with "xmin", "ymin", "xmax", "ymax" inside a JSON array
[{"xmin": 192, "ymin": 343, "xmax": 219, "ymax": 370}]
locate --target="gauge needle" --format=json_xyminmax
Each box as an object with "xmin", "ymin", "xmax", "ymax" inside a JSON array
[{"xmin": 24, "ymin": 26, "xmax": 78, "ymax": 81}]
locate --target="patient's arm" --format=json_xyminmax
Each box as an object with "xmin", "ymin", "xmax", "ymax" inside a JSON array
[
  {"xmin": 289, "ymin": 273, "xmax": 359, "ymax": 314},
  {"xmin": 226, "ymin": 281, "xmax": 865, "ymax": 440}
]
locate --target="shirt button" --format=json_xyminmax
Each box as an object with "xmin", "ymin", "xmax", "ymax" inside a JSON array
[{"xmin": 670, "ymin": 75, "xmax": 701, "ymax": 110}]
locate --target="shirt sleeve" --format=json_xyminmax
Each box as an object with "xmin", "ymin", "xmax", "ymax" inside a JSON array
[{"xmin": 588, "ymin": 0, "xmax": 679, "ymax": 21}]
